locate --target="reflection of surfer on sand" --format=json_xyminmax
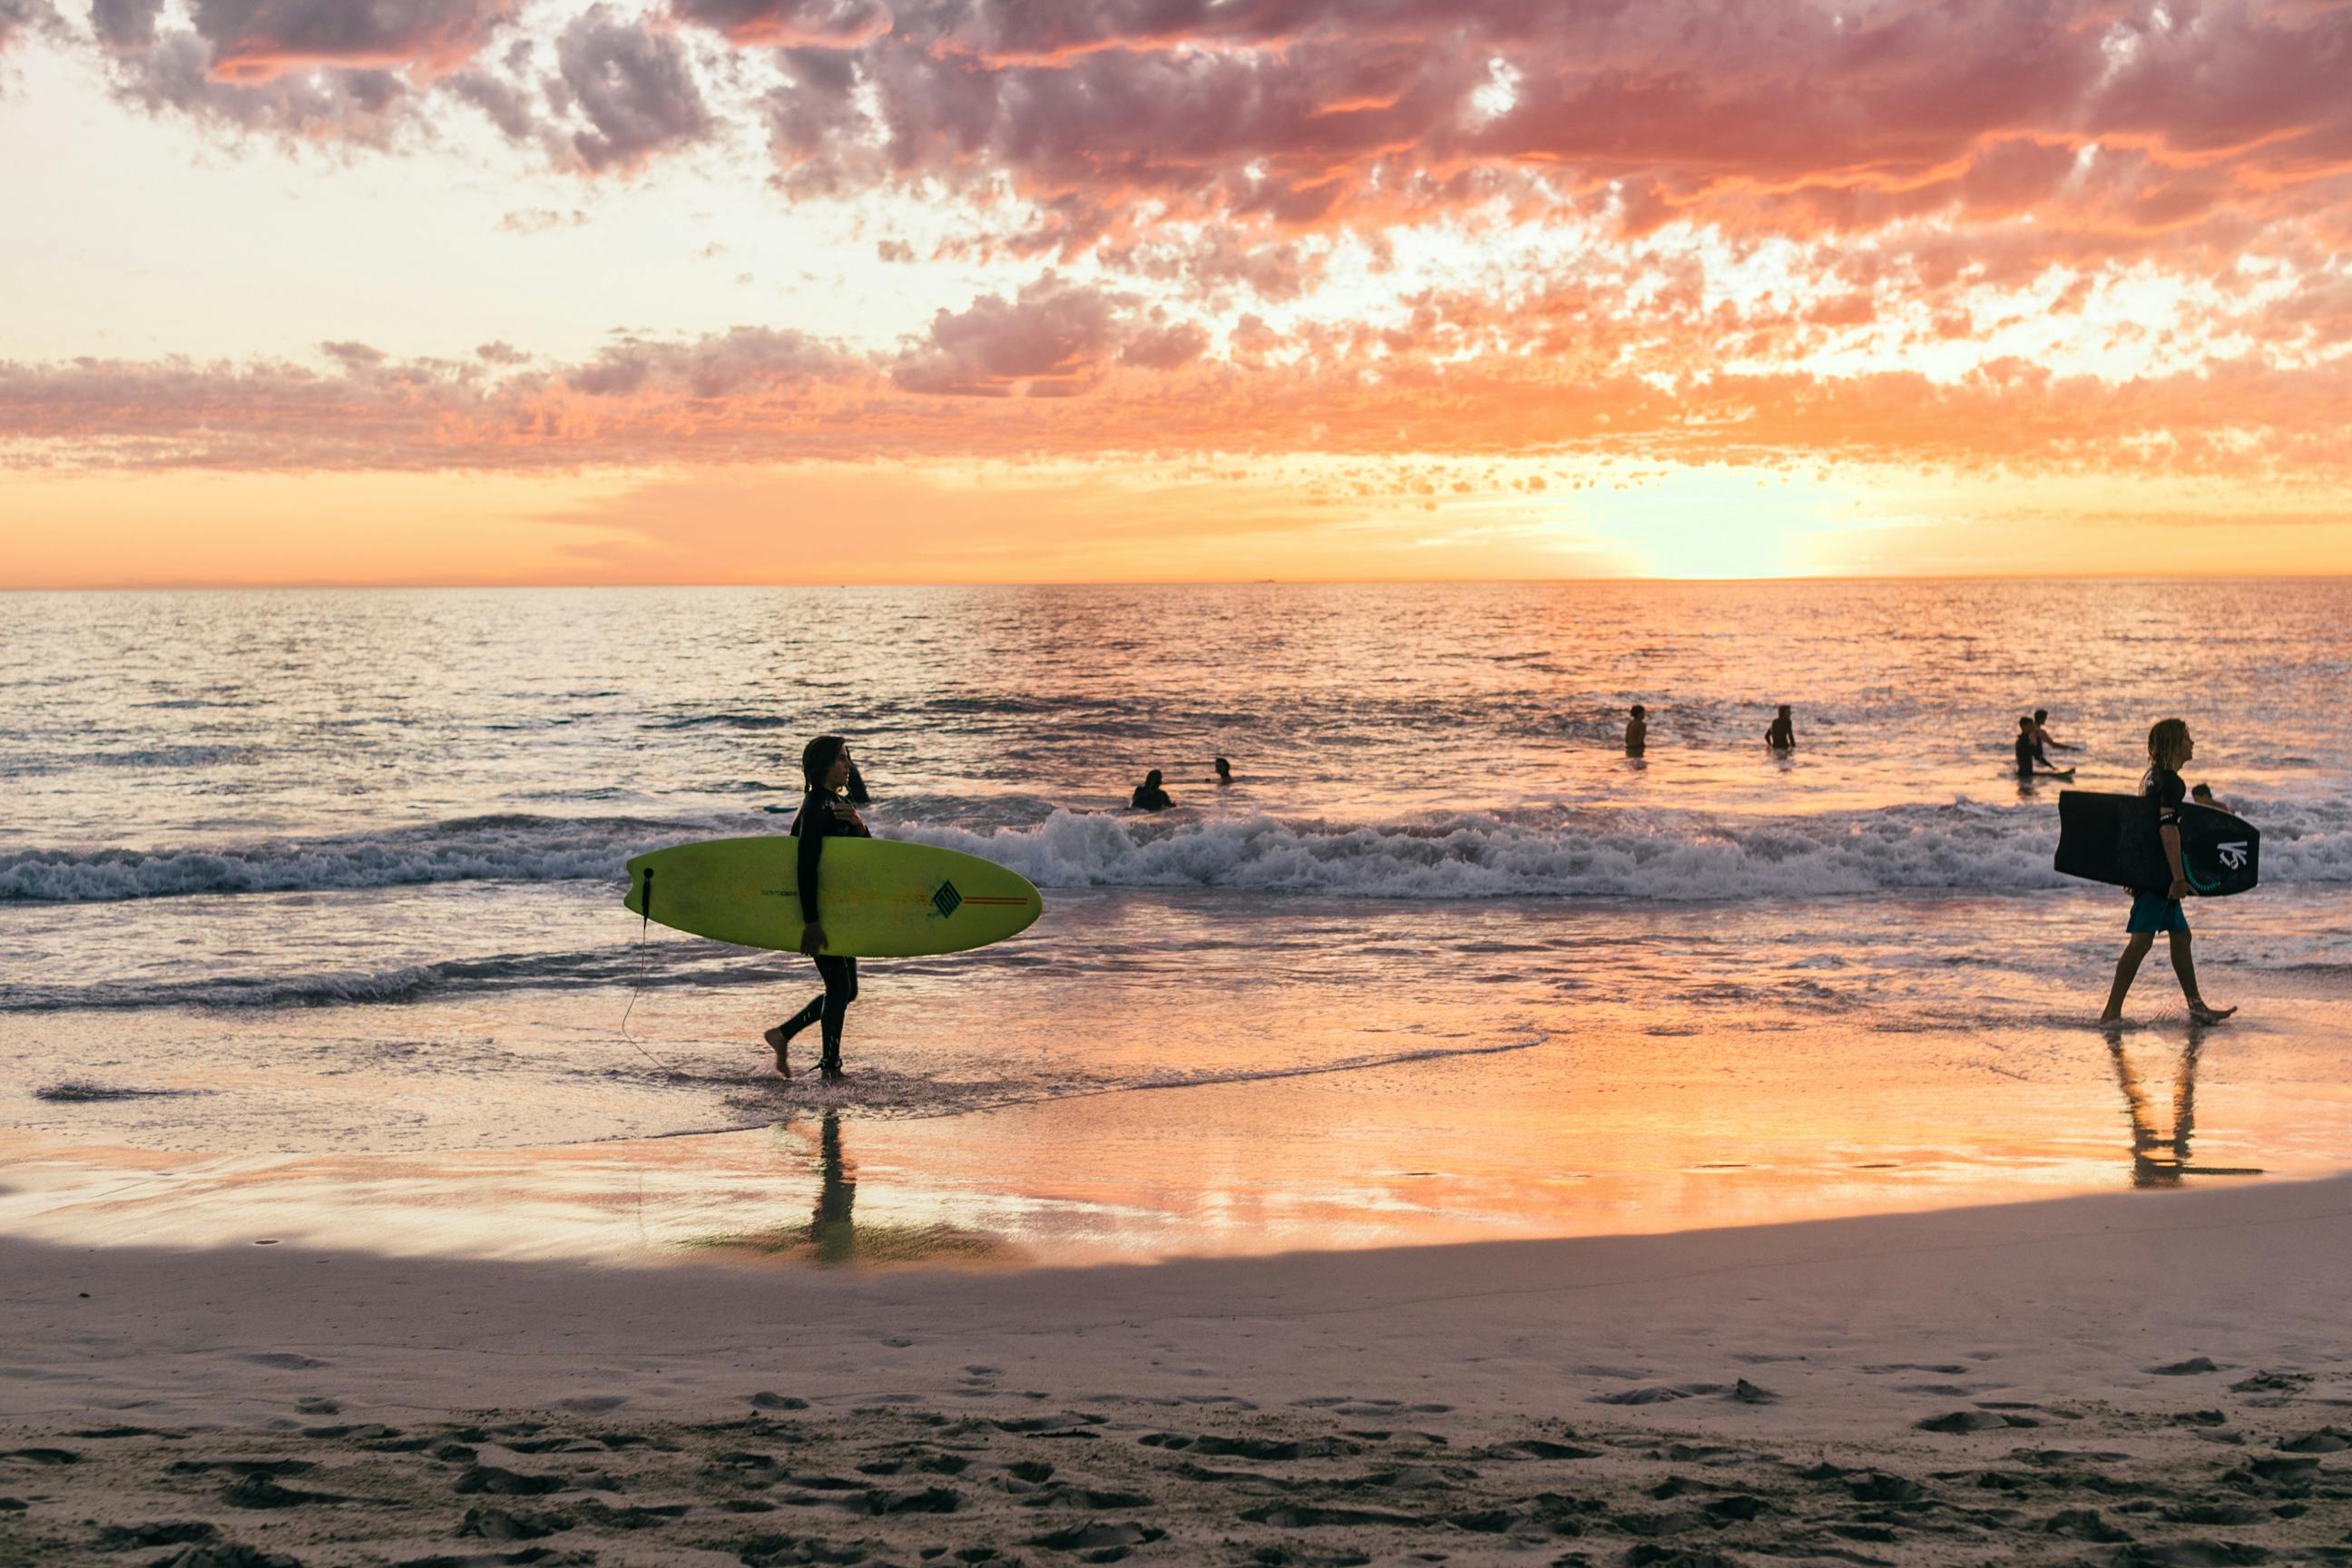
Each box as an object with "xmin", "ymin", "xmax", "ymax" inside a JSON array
[
  {"xmin": 2100, "ymin": 719, "xmax": 2235, "ymax": 1025},
  {"xmin": 810, "ymin": 1112, "xmax": 858, "ymax": 1265}
]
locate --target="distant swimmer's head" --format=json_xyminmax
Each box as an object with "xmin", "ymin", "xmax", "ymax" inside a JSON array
[
  {"xmin": 802, "ymin": 734, "xmax": 851, "ymax": 793},
  {"xmin": 1213, "ymin": 757, "xmax": 1231, "ymax": 782},
  {"xmin": 2147, "ymin": 718, "xmax": 2191, "ymax": 771},
  {"xmin": 1143, "ymin": 769, "xmax": 1163, "ymax": 788},
  {"xmin": 1777, "ymin": 704, "xmax": 1792, "ymax": 717},
  {"xmin": 2191, "ymin": 783, "xmax": 2215, "ymax": 802},
  {"xmin": 2019, "ymin": 716, "xmax": 2035, "ymax": 733},
  {"xmin": 1630, "ymin": 704, "xmax": 1646, "ymax": 719},
  {"xmin": 2034, "ymin": 708, "xmax": 2050, "ymax": 723}
]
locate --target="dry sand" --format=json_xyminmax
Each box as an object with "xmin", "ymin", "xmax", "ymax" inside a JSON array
[{"xmin": 4, "ymin": 1174, "xmax": 2349, "ymax": 1566}]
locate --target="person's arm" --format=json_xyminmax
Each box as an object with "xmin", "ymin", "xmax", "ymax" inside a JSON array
[
  {"xmin": 2161, "ymin": 821, "xmax": 2188, "ymax": 900},
  {"xmin": 798, "ymin": 804, "xmax": 828, "ymax": 953},
  {"xmin": 2157, "ymin": 778, "xmax": 2188, "ymax": 899}
]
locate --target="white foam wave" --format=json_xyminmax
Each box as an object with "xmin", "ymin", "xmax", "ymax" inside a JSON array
[
  {"xmin": 7, "ymin": 797, "xmax": 2348, "ymax": 906},
  {"xmin": 903, "ymin": 798, "xmax": 2352, "ymax": 901}
]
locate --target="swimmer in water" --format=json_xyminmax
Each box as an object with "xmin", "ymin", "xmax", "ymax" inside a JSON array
[
  {"xmin": 1765, "ymin": 705, "xmax": 1795, "ymax": 751},
  {"xmin": 1131, "ymin": 769, "xmax": 1173, "ymax": 811},
  {"xmin": 1211, "ymin": 757, "xmax": 1232, "ymax": 786},
  {"xmin": 1625, "ymin": 704, "xmax": 1647, "ymax": 757}
]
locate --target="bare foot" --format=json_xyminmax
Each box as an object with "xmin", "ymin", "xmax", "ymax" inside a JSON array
[
  {"xmin": 763, "ymin": 1025, "xmax": 791, "ymax": 1075},
  {"xmin": 2189, "ymin": 1002, "xmax": 2237, "ymax": 1024}
]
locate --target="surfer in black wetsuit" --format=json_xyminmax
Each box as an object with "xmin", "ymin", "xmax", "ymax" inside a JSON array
[
  {"xmin": 2100, "ymin": 718, "xmax": 2234, "ymax": 1025},
  {"xmin": 763, "ymin": 734, "xmax": 869, "ymax": 1078},
  {"xmin": 1765, "ymin": 705, "xmax": 1795, "ymax": 751},
  {"xmin": 1132, "ymin": 769, "xmax": 1173, "ymax": 810},
  {"xmin": 1625, "ymin": 704, "xmax": 1648, "ymax": 757},
  {"xmin": 2015, "ymin": 716, "xmax": 2068, "ymax": 778}
]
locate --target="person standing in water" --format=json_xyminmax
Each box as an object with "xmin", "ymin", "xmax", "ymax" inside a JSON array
[
  {"xmin": 2101, "ymin": 719, "xmax": 2235, "ymax": 1025},
  {"xmin": 2015, "ymin": 716, "xmax": 2069, "ymax": 778},
  {"xmin": 1211, "ymin": 757, "xmax": 1233, "ymax": 786},
  {"xmin": 1132, "ymin": 769, "xmax": 1173, "ymax": 810},
  {"xmin": 2032, "ymin": 710, "xmax": 2073, "ymax": 760},
  {"xmin": 1765, "ymin": 705, "xmax": 1796, "ymax": 751},
  {"xmin": 1625, "ymin": 704, "xmax": 1648, "ymax": 757},
  {"xmin": 764, "ymin": 734, "xmax": 868, "ymax": 1078}
]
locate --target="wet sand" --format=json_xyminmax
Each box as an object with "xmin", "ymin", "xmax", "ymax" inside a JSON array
[{"xmin": 5, "ymin": 1175, "xmax": 2349, "ymax": 1565}]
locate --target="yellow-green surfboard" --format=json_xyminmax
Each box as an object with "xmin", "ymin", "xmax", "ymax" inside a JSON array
[{"xmin": 623, "ymin": 836, "xmax": 1042, "ymax": 957}]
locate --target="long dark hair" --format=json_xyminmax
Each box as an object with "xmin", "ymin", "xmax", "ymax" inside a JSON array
[{"xmin": 801, "ymin": 734, "xmax": 847, "ymax": 794}]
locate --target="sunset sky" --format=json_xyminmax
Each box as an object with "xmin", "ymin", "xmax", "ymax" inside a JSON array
[{"xmin": 3, "ymin": 0, "xmax": 2348, "ymax": 584}]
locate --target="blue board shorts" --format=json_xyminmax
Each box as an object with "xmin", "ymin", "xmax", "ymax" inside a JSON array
[{"xmin": 2127, "ymin": 889, "xmax": 2190, "ymax": 935}]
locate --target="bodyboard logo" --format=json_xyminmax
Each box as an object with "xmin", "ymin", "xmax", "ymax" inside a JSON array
[
  {"xmin": 2216, "ymin": 842, "xmax": 2249, "ymax": 869},
  {"xmin": 931, "ymin": 880, "xmax": 963, "ymax": 918}
]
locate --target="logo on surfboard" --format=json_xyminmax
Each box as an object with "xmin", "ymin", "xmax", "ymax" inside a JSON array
[
  {"xmin": 2216, "ymin": 842, "xmax": 2249, "ymax": 869},
  {"xmin": 931, "ymin": 880, "xmax": 963, "ymax": 918}
]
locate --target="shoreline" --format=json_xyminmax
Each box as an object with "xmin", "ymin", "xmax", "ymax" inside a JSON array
[{"xmin": 5, "ymin": 1175, "xmax": 2349, "ymax": 1563}]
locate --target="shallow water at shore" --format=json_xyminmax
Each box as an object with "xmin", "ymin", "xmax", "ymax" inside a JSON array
[{"xmin": 6, "ymin": 883, "xmax": 2347, "ymax": 1267}]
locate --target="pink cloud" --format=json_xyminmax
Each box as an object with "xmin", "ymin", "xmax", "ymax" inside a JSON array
[{"xmin": 890, "ymin": 274, "xmax": 1137, "ymax": 397}]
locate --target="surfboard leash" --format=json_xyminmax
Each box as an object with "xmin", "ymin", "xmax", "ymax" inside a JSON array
[{"xmin": 616, "ymin": 866, "xmax": 682, "ymax": 1075}]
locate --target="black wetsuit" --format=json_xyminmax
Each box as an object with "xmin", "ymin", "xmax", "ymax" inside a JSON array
[
  {"xmin": 2136, "ymin": 765, "xmax": 2188, "ymax": 897},
  {"xmin": 1132, "ymin": 783, "xmax": 1172, "ymax": 810},
  {"xmin": 2015, "ymin": 735, "xmax": 2037, "ymax": 777},
  {"xmin": 783, "ymin": 789, "xmax": 869, "ymax": 1067}
]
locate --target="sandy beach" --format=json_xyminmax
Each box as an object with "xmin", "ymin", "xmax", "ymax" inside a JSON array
[{"xmin": 6, "ymin": 1173, "xmax": 2348, "ymax": 1566}]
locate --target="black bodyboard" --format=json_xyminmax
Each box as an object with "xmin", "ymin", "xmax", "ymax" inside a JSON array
[{"xmin": 2053, "ymin": 791, "xmax": 2260, "ymax": 897}]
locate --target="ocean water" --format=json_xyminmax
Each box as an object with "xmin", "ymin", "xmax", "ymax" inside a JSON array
[{"xmin": 4, "ymin": 582, "xmax": 2349, "ymax": 1262}]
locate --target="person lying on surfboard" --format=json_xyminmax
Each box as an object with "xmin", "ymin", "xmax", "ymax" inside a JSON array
[
  {"xmin": 2100, "ymin": 718, "xmax": 2234, "ymax": 1025},
  {"xmin": 763, "ymin": 735, "xmax": 868, "ymax": 1078}
]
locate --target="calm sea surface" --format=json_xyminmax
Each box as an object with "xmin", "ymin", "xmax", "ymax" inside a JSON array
[{"xmin": 4, "ymin": 583, "xmax": 2348, "ymax": 1262}]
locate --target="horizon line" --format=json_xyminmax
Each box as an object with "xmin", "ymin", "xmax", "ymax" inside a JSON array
[{"xmin": 7, "ymin": 571, "xmax": 2352, "ymax": 593}]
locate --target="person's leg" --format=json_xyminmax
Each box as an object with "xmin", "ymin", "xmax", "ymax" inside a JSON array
[
  {"xmin": 765, "ymin": 991, "xmax": 826, "ymax": 1073},
  {"xmin": 817, "ymin": 955, "xmax": 856, "ymax": 1072},
  {"xmin": 2167, "ymin": 928, "xmax": 2235, "ymax": 1021},
  {"xmin": 2102, "ymin": 932, "xmax": 2155, "ymax": 1022}
]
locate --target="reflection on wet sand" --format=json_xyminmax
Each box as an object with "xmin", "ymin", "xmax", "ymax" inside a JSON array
[
  {"xmin": 681, "ymin": 1112, "xmax": 1009, "ymax": 1268},
  {"xmin": 2106, "ymin": 1029, "xmax": 2265, "ymax": 1188}
]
